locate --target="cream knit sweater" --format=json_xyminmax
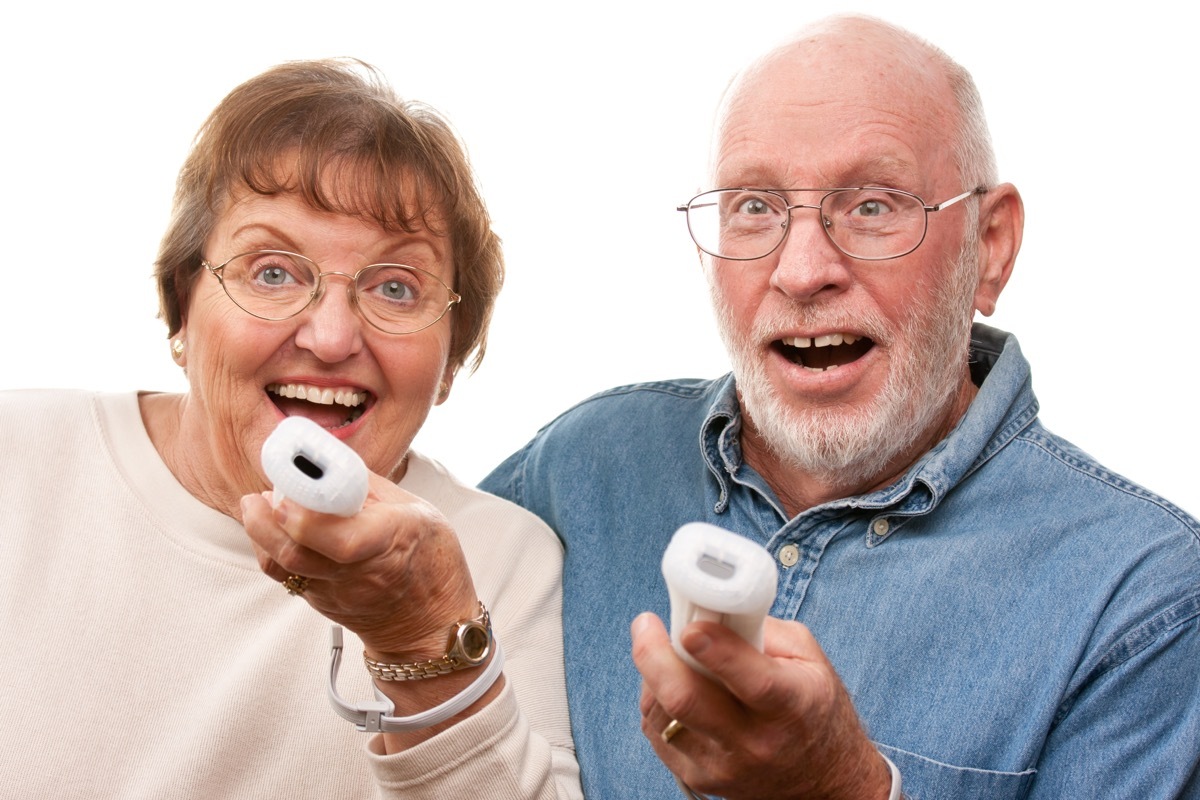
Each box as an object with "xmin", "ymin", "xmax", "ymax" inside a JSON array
[{"xmin": 0, "ymin": 389, "xmax": 580, "ymax": 799}]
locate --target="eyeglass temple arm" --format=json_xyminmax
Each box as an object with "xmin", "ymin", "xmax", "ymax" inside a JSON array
[{"xmin": 926, "ymin": 186, "xmax": 988, "ymax": 212}]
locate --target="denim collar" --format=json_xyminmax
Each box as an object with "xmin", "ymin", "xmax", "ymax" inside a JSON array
[{"xmin": 700, "ymin": 324, "xmax": 1041, "ymax": 524}]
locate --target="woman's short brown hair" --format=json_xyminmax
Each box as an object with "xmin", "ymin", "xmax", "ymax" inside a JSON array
[{"xmin": 154, "ymin": 58, "xmax": 502, "ymax": 373}]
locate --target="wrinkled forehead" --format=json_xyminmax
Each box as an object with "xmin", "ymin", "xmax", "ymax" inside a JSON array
[
  {"xmin": 204, "ymin": 167, "xmax": 454, "ymax": 282},
  {"xmin": 712, "ymin": 28, "xmax": 960, "ymax": 186}
]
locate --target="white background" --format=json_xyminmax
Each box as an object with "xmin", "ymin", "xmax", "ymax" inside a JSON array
[{"xmin": 2, "ymin": 2, "xmax": 1195, "ymax": 514}]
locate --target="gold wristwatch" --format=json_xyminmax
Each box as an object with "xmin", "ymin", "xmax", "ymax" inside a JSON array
[{"xmin": 363, "ymin": 602, "xmax": 492, "ymax": 681}]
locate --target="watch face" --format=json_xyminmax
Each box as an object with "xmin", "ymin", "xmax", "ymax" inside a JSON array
[{"xmin": 460, "ymin": 623, "xmax": 490, "ymax": 663}]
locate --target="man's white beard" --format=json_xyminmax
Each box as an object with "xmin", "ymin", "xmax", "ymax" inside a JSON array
[{"xmin": 714, "ymin": 238, "xmax": 979, "ymax": 490}]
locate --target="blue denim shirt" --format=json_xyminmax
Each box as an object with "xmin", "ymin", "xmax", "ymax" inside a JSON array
[{"xmin": 481, "ymin": 325, "xmax": 1200, "ymax": 800}]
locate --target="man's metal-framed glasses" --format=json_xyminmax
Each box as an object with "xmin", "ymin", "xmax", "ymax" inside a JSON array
[
  {"xmin": 677, "ymin": 186, "xmax": 987, "ymax": 262},
  {"xmin": 202, "ymin": 250, "xmax": 461, "ymax": 335}
]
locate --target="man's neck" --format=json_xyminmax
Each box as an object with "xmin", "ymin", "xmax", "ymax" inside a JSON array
[{"xmin": 740, "ymin": 378, "xmax": 980, "ymax": 519}]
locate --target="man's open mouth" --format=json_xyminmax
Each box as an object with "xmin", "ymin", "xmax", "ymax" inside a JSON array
[
  {"xmin": 267, "ymin": 382, "xmax": 369, "ymax": 429},
  {"xmin": 775, "ymin": 333, "xmax": 875, "ymax": 372}
]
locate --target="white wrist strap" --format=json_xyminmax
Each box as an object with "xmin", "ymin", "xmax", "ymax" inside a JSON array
[
  {"xmin": 326, "ymin": 624, "xmax": 505, "ymax": 732},
  {"xmin": 882, "ymin": 753, "xmax": 902, "ymax": 800}
]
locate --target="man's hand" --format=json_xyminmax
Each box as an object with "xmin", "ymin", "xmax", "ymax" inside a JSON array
[{"xmin": 631, "ymin": 613, "xmax": 892, "ymax": 800}]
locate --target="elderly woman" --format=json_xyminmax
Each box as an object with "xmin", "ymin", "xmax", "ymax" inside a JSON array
[{"xmin": 0, "ymin": 60, "xmax": 580, "ymax": 798}]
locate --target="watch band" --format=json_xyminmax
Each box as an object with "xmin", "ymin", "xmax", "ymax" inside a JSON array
[
  {"xmin": 327, "ymin": 623, "xmax": 506, "ymax": 733},
  {"xmin": 362, "ymin": 601, "xmax": 492, "ymax": 681}
]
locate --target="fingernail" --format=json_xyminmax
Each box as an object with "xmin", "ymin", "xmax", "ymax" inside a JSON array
[
  {"xmin": 631, "ymin": 612, "xmax": 651, "ymax": 637},
  {"xmin": 687, "ymin": 630, "xmax": 712, "ymax": 655}
]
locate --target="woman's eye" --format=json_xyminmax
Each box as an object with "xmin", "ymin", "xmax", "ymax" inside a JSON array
[
  {"xmin": 362, "ymin": 267, "xmax": 423, "ymax": 304},
  {"xmin": 242, "ymin": 254, "xmax": 307, "ymax": 286},
  {"xmin": 378, "ymin": 280, "xmax": 414, "ymax": 301},
  {"xmin": 256, "ymin": 265, "xmax": 295, "ymax": 285}
]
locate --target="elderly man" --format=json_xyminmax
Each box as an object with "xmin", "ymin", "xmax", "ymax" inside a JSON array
[{"xmin": 482, "ymin": 15, "xmax": 1200, "ymax": 800}]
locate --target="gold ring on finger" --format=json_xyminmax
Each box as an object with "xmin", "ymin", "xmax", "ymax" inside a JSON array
[
  {"xmin": 283, "ymin": 575, "xmax": 309, "ymax": 596},
  {"xmin": 661, "ymin": 718, "xmax": 685, "ymax": 744}
]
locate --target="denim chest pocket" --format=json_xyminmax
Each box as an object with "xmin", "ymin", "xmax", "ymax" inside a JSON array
[{"xmin": 882, "ymin": 745, "xmax": 1036, "ymax": 800}]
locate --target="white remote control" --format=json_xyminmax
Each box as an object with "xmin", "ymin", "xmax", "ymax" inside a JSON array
[
  {"xmin": 260, "ymin": 416, "xmax": 369, "ymax": 517},
  {"xmin": 661, "ymin": 522, "xmax": 777, "ymax": 678}
]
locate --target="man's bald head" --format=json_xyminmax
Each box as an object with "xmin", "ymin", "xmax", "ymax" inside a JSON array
[{"xmin": 713, "ymin": 15, "xmax": 996, "ymax": 191}]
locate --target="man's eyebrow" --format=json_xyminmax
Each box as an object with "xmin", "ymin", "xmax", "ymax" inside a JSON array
[
  {"xmin": 827, "ymin": 156, "xmax": 921, "ymax": 189},
  {"xmin": 715, "ymin": 155, "xmax": 922, "ymax": 191}
]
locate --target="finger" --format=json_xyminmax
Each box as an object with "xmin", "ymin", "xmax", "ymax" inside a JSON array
[
  {"xmin": 630, "ymin": 613, "xmax": 748, "ymax": 735},
  {"xmin": 638, "ymin": 684, "xmax": 732, "ymax": 796},
  {"xmin": 630, "ymin": 613, "xmax": 700, "ymax": 717},
  {"xmin": 243, "ymin": 483, "xmax": 393, "ymax": 573},
  {"xmin": 637, "ymin": 680, "xmax": 685, "ymax": 740},
  {"xmin": 682, "ymin": 617, "xmax": 831, "ymax": 718},
  {"xmin": 761, "ymin": 616, "xmax": 824, "ymax": 659},
  {"xmin": 240, "ymin": 492, "xmax": 340, "ymax": 579},
  {"xmin": 267, "ymin": 474, "xmax": 447, "ymax": 568}
]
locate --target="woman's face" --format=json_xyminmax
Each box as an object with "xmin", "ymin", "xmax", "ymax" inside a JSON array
[{"xmin": 176, "ymin": 189, "xmax": 455, "ymax": 499}]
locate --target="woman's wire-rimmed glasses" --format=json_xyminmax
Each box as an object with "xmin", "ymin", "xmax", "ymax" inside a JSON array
[
  {"xmin": 677, "ymin": 186, "xmax": 987, "ymax": 262},
  {"xmin": 202, "ymin": 250, "xmax": 460, "ymax": 335}
]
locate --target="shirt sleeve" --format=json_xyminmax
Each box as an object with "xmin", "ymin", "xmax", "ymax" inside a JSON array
[
  {"xmin": 364, "ymin": 681, "xmax": 582, "ymax": 799},
  {"xmin": 479, "ymin": 445, "xmax": 530, "ymax": 507},
  {"xmin": 1026, "ymin": 600, "xmax": 1200, "ymax": 799}
]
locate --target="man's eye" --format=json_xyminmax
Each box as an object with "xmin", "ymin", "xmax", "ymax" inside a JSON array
[
  {"xmin": 740, "ymin": 198, "xmax": 772, "ymax": 215},
  {"xmin": 851, "ymin": 199, "xmax": 891, "ymax": 217}
]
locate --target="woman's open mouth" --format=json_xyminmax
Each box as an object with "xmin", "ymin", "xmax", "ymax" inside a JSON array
[{"xmin": 266, "ymin": 382, "xmax": 370, "ymax": 429}]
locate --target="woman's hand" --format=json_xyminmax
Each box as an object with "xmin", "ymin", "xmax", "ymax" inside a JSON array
[{"xmin": 240, "ymin": 471, "xmax": 481, "ymax": 672}]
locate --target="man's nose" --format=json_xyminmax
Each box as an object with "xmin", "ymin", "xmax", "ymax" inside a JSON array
[
  {"xmin": 292, "ymin": 272, "xmax": 365, "ymax": 362},
  {"xmin": 768, "ymin": 206, "xmax": 853, "ymax": 301}
]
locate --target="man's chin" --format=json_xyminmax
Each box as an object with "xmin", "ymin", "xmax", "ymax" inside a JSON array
[
  {"xmin": 739, "ymin": 357, "xmax": 955, "ymax": 487},
  {"xmin": 748, "ymin": 397, "xmax": 895, "ymax": 485}
]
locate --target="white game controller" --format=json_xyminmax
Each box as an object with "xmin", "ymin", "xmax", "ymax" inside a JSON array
[
  {"xmin": 260, "ymin": 416, "xmax": 369, "ymax": 517},
  {"xmin": 661, "ymin": 522, "xmax": 778, "ymax": 678}
]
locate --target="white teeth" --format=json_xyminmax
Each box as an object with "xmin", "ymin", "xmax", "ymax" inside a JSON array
[
  {"xmin": 268, "ymin": 383, "xmax": 366, "ymax": 408},
  {"xmin": 784, "ymin": 333, "xmax": 859, "ymax": 348}
]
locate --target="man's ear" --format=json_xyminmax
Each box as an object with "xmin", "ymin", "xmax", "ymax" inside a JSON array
[{"xmin": 973, "ymin": 183, "xmax": 1023, "ymax": 317}]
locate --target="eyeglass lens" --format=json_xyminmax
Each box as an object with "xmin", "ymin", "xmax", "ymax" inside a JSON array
[
  {"xmin": 686, "ymin": 189, "xmax": 928, "ymax": 260},
  {"xmin": 216, "ymin": 251, "xmax": 453, "ymax": 333}
]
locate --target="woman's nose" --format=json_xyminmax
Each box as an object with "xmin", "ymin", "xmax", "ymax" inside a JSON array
[{"xmin": 292, "ymin": 273, "xmax": 365, "ymax": 362}]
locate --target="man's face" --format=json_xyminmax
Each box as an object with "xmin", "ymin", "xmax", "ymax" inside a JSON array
[{"xmin": 707, "ymin": 34, "xmax": 983, "ymax": 487}]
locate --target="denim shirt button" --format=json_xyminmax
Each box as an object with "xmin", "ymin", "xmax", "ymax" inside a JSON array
[
  {"xmin": 872, "ymin": 518, "xmax": 890, "ymax": 536},
  {"xmin": 778, "ymin": 543, "xmax": 800, "ymax": 567}
]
